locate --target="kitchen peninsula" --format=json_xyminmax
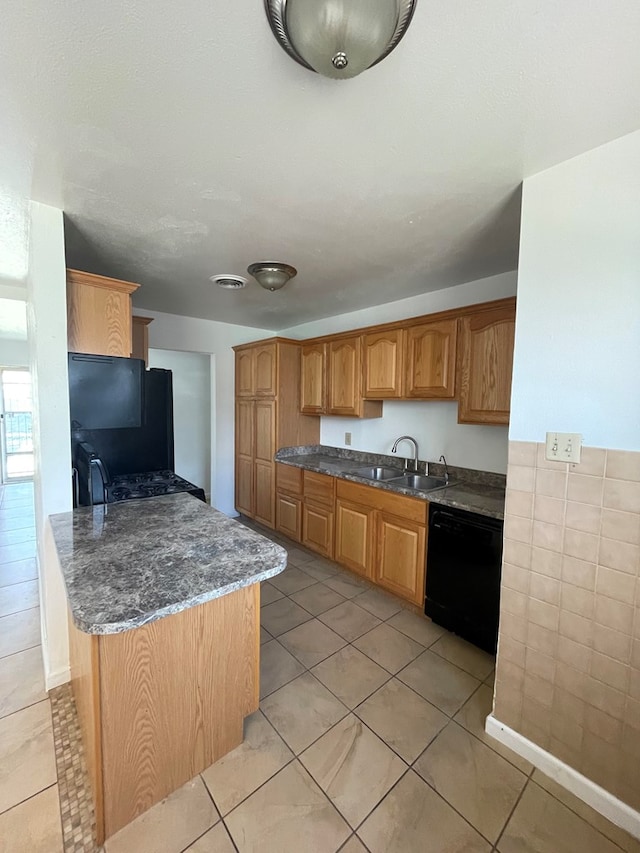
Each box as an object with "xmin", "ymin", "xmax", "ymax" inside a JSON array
[{"xmin": 50, "ymin": 493, "xmax": 286, "ymax": 844}]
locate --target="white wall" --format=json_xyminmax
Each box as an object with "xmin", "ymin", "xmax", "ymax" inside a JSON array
[
  {"xmin": 134, "ymin": 310, "xmax": 272, "ymax": 515},
  {"xmin": 148, "ymin": 348, "xmax": 211, "ymax": 495},
  {"xmin": 281, "ymin": 271, "xmax": 518, "ymax": 473},
  {"xmin": 510, "ymin": 130, "xmax": 640, "ymax": 450},
  {"xmin": 26, "ymin": 202, "xmax": 72, "ymax": 689}
]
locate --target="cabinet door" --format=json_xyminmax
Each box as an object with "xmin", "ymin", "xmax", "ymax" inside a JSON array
[
  {"xmin": 376, "ymin": 513, "xmax": 426, "ymax": 605},
  {"xmin": 302, "ymin": 503, "xmax": 334, "ymax": 559},
  {"xmin": 405, "ymin": 319, "xmax": 457, "ymax": 399},
  {"xmin": 327, "ymin": 337, "xmax": 361, "ymax": 416},
  {"xmin": 255, "ymin": 401, "xmax": 276, "ymax": 463},
  {"xmin": 236, "ymin": 350, "xmax": 254, "ymax": 397},
  {"xmin": 253, "ymin": 401, "xmax": 276, "ymax": 527},
  {"xmin": 235, "ymin": 456, "xmax": 254, "ymax": 517},
  {"xmin": 235, "ymin": 401, "xmax": 255, "ymax": 516},
  {"xmin": 254, "ymin": 461, "xmax": 275, "ymax": 528},
  {"xmin": 276, "ymin": 493, "xmax": 301, "ymax": 541},
  {"xmin": 235, "ymin": 401, "xmax": 255, "ymax": 458},
  {"xmin": 254, "ymin": 344, "xmax": 278, "ymax": 397},
  {"xmin": 67, "ymin": 272, "xmax": 138, "ymax": 357},
  {"xmin": 363, "ymin": 329, "xmax": 404, "ymax": 399},
  {"xmin": 335, "ymin": 500, "xmax": 374, "ymax": 579},
  {"xmin": 300, "ymin": 343, "xmax": 326, "ymax": 414},
  {"xmin": 457, "ymin": 306, "xmax": 515, "ymax": 425}
]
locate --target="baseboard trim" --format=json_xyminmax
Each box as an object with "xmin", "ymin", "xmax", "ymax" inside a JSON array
[
  {"xmin": 45, "ymin": 665, "xmax": 70, "ymax": 692},
  {"xmin": 486, "ymin": 714, "xmax": 640, "ymax": 840}
]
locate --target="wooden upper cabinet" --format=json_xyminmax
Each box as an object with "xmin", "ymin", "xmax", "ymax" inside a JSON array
[
  {"xmin": 327, "ymin": 337, "xmax": 361, "ymax": 415},
  {"xmin": 254, "ymin": 344, "xmax": 278, "ymax": 397},
  {"xmin": 66, "ymin": 269, "xmax": 139, "ymax": 357},
  {"xmin": 363, "ymin": 329, "xmax": 404, "ymax": 399},
  {"xmin": 300, "ymin": 343, "xmax": 326, "ymax": 414},
  {"xmin": 457, "ymin": 304, "xmax": 516, "ymax": 425},
  {"xmin": 131, "ymin": 316, "xmax": 153, "ymax": 364},
  {"xmin": 404, "ymin": 319, "xmax": 457, "ymax": 399}
]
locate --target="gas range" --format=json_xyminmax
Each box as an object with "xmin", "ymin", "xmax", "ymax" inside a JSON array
[{"xmin": 106, "ymin": 470, "xmax": 206, "ymax": 504}]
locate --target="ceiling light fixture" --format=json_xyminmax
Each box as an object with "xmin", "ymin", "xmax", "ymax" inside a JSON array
[
  {"xmin": 247, "ymin": 262, "xmax": 297, "ymax": 292},
  {"xmin": 210, "ymin": 274, "xmax": 248, "ymax": 290},
  {"xmin": 264, "ymin": 0, "xmax": 417, "ymax": 79}
]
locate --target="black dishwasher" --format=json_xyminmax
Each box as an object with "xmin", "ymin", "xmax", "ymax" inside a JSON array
[{"xmin": 425, "ymin": 505, "xmax": 503, "ymax": 654}]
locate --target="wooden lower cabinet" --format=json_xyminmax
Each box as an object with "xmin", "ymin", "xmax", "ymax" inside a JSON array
[
  {"xmin": 376, "ymin": 512, "xmax": 426, "ymax": 605},
  {"xmin": 335, "ymin": 499, "xmax": 374, "ymax": 579},
  {"xmin": 302, "ymin": 502, "xmax": 334, "ymax": 559},
  {"xmin": 276, "ymin": 493, "xmax": 302, "ymax": 541}
]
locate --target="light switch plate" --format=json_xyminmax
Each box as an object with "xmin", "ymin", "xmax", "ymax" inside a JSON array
[{"xmin": 545, "ymin": 432, "xmax": 582, "ymax": 463}]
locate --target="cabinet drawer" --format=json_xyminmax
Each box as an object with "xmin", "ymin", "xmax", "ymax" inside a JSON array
[
  {"xmin": 276, "ymin": 463, "xmax": 303, "ymax": 496},
  {"xmin": 336, "ymin": 480, "xmax": 427, "ymax": 525},
  {"xmin": 303, "ymin": 470, "xmax": 335, "ymax": 507}
]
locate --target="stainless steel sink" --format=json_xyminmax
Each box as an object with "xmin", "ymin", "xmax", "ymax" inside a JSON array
[
  {"xmin": 388, "ymin": 474, "xmax": 454, "ymax": 492},
  {"xmin": 349, "ymin": 466, "xmax": 404, "ymax": 481}
]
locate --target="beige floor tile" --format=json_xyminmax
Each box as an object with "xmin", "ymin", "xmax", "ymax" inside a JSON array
[
  {"xmin": 0, "ymin": 646, "xmax": 46, "ymax": 719},
  {"xmin": 269, "ymin": 566, "xmax": 317, "ymax": 595},
  {"xmin": 353, "ymin": 588, "xmax": 402, "ymax": 621},
  {"xmin": 225, "ymin": 760, "xmax": 350, "ymax": 853},
  {"xmin": 355, "ymin": 679, "xmax": 448, "ymax": 763},
  {"xmin": 311, "ymin": 646, "xmax": 389, "ymax": 709},
  {"xmin": 260, "ymin": 582, "xmax": 284, "ymax": 606},
  {"xmin": 290, "ymin": 582, "xmax": 346, "ymax": 615},
  {"xmin": 0, "ymin": 580, "xmax": 38, "ymax": 617},
  {"xmin": 430, "ymin": 632, "xmax": 495, "ymax": 680},
  {"xmin": 285, "ymin": 547, "xmax": 317, "ymax": 566},
  {"xmin": 279, "ymin": 619, "xmax": 347, "ymax": 668},
  {"xmin": 0, "ymin": 505, "xmax": 35, "ymax": 521},
  {"xmin": 259, "ymin": 640, "xmax": 305, "ymax": 699},
  {"xmin": 359, "ymin": 770, "xmax": 490, "ymax": 853},
  {"xmin": 0, "ymin": 607, "xmax": 40, "ymax": 658},
  {"xmin": 414, "ymin": 721, "xmax": 527, "ymax": 843},
  {"xmin": 386, "ymin": 610, "xmax": 445, "ymax": 647},
  {"xmin": 0, "ymin": 542, "xmax": 36, "ymax": 564},
  {"xmin": 260, "ymin": 597, "xmax": 312, "ymax": 637},
  {"xmin": 353, "ymin": 623, "xmax": 424, "ymax": 674},
  {"xmin": 339, "ymin": 836, "xmax": 369, "ymax": 853},
  {"xmin": 184, "ymin": 823, "xmax": 236, "ymax": 852},
  {"xmin": 319, "ymin": 600, "xmax": 381, "ymax": 642},
  {"xmin": 454, "ymin": 684, "xmax": 533, "ymax": 774},
  {"xmin": 0, "ymin": 700, "xmax": 56, "ymax": 813},
  {"xmin": 300, "ymin": 559, "xmax": 340, "ymax": 581},
  {"xmin": 324, "ymin": 573, "xmax": 369, "ymax": 599},
  {"xmin": 0, "ymin": 558, "xmax": 37, "ymax": 588},
  {"xmin": 398, "ymin": 650, "xmax": 480, "ymax": 715},
  {"xmin": 261, "ymin": 673, "xmax": 348, "ymax": 754},
  {"xmin": 0, "ymin": 784, "xmax": 63, "ymax": 853},
  {"xmin": 531, "ymin": 772, "xmax": 640, "ymax": 853},
  {"xmin": 0, "ymin": 527, "xmax": 35, "ymax": 546},
  {"xmin": 498, "ymin": 781, "xmax": 622, "ymax": 853},
  {"xmin": 105, "ymin": 777, "xmax": 219, "ymax": 853},
  {"xmin": 201, "ymin": 711, "xmax": 293, "ymax": 815},
  {"xmin": 300, "ymin": 715, "xmax": 406, "ymax": 828}
]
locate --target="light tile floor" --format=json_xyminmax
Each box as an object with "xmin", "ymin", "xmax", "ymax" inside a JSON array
[{"xmin": 2, "ymin": 485, "xmax": 639, "ymax": 852}]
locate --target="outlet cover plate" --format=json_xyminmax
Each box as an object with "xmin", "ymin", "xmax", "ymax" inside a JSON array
[{"xmin": 545, "ymin": 432, "xmax": 582, "ymax": 463}]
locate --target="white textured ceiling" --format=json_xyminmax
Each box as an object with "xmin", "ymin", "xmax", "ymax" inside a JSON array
[{"xmin": 2, "ymin": 1, "xmax": 639, "ymax": 329}]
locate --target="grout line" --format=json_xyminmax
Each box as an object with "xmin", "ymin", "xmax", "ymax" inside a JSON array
[
  {"xmin": 0, "ymin": 780, "xmax": 58, "ymax": 818},
  {"xmin": 0, "ymin": 692, "xmax": 48, "ymax": 722}
]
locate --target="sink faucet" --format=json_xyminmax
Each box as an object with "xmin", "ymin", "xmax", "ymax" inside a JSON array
[
  {"xmin": 439, "ymin": 454, "xmax": 450, "ymax": 485},
  {"xmin": 391, "ymin": 435, "xmax": 419, "ymax": 472}
]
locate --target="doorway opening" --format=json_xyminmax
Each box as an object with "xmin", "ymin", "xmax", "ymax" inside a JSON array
[{"xmin": 0, "ymin": 368, "xmax": 35, "ymax": 482}]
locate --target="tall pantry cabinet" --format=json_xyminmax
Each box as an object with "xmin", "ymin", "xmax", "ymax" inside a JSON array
[{"xmin": 233, "ymin": 339, "xmax": 319, "ymax": 527}]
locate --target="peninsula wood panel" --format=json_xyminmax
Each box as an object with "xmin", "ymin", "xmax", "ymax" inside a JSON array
[
  {"xmin": 335, "ymin": 499, "xmax": 374, "ymax": 579},
  {"xmin": 404, "ymin": 319, "xmax": 457, "ymax": 399},
  {"xmin": 300, "ymin": 343, "xmax": 326, "ymax": 414},
  {"xmin": 363, "ymin": 329, "xmax": 405, "ymax": 399},
  {"xmin": 68, "ymin": 616, "xmax": 105, "ymax": 844},
  {"xmin": 376, "ymin": 513, "xmax": 426, "ymax": 605},
  {"xmin": 98, "ymin": 585, "xmax": 258, "ymax": 839},
  {"xmin": 457, "ymin": 305, "xmax": 516, "ymax": 424},
  {"xmin": 66, "ymin": 269, "xmax": 138, "ymax": 357}
]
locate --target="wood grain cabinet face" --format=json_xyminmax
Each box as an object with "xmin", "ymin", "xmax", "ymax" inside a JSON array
[
  {"xmin": 327, "ymin": 337, "xmax": 362, "ymax": 416},
  {"xmin": 457, "ymin": 305, "xmax": 516, "ymax": 425},
  {"xmin": 363, "ymin": 329, "xmax": 404, "ymax": 399},
  {"xmin": 300, "ymin": 343, "xmax": 326, "ymax": 414},
  {"xmin": 376, "ymin": 513, "xmax": 426, "ymax": 606},
  {"xmin": 335, "ymin": 499, "xmax": 374, "ymax": 579},
  {"xmin": 254, "ymin": 344, "xmax": 278, "ymax": 397},
  {"xmin": 276, "ymin": 493, "xmax": 301, "ymax": 541},
  {"xmin": 66, "ymin": 269, "xmax": 139, "ymax": 357},
  {"xmin": 302, "ymin": 502, "xmax": 334, "ymax": 559},
  {"xmin": 405, "ymin": 319, "xmax": 457, "ymax": 399},
  {"xmin": 236, "ymin": 350, "xmax": 255, "ymax": 397}
]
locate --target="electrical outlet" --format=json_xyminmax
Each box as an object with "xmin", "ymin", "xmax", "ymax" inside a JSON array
[
  {"xmin": 545, "ymin": 432, "xmax": 582, "ymax": 463},
  {"xmin": 344, "ymin": 432, "xmax": 352, "ymax": 446}
]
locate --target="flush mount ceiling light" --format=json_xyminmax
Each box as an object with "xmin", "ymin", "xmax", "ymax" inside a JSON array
[
  {"xmin": 210, "ymin": 274, "xmax": 248, "ymax": 290},
  {"xmin": 264, "ymin": 0, "xmax": 417, "ymax": 79},
  {"xmin": 247, "ymin": 262, "xmax": 297, "ymax": 291}
]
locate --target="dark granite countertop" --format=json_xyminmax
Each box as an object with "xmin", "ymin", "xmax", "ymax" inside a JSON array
[
  {"xmin": 275, "ymin": 445, "xmax": 505, "ymax": 520},
  {"xmin": 50, "ymin": 493, "xmax": 287, "ymax": 635}
]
